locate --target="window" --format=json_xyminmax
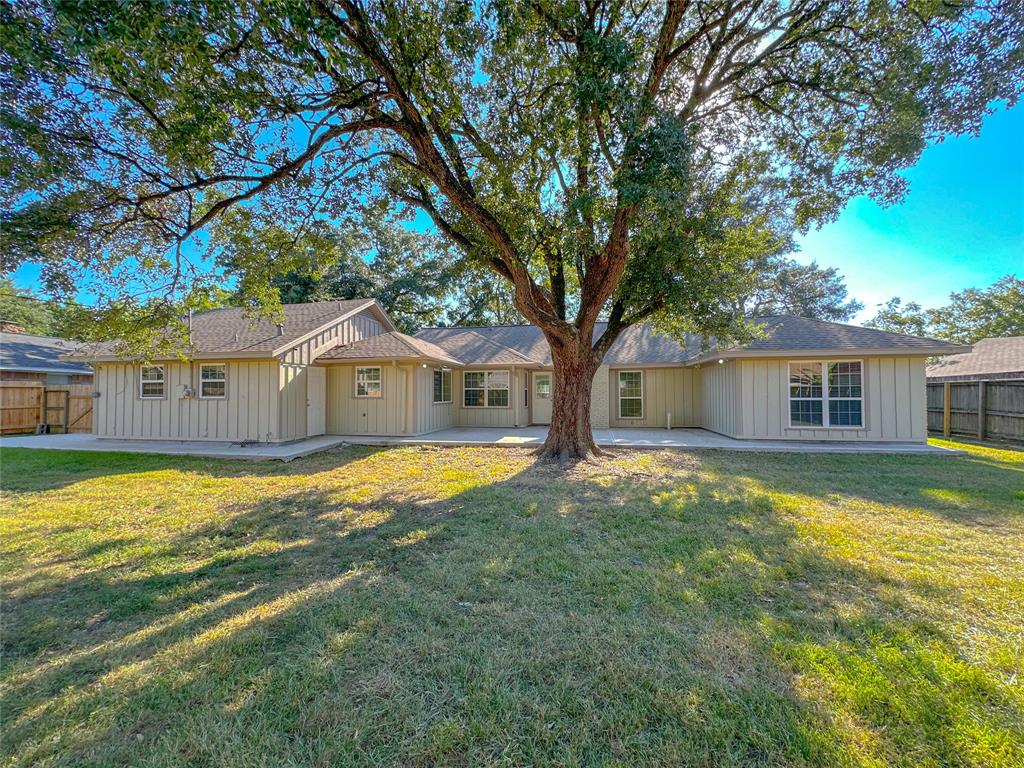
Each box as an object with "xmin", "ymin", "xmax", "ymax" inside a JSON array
[
  {"xmin": 355, "ymin": 366, "xmax": 382, "ymax": 398},
  {"xmin": 618, "ymin": 371, "xmax": 643, "ymax": 418},
  {"xmin": 788, "ymin": 360, "xmax": 863, "ymax": 428},
  {"xmin": 433, "ymin": 369, "xmax": 452, "ymax": 403},
  {"xmin": 463, "ymin": 370, "xmax": 510, "ymax": 408},
  {"xmin": 486, "ymin": 371, "xmax": 509, "ymax": 407},
  {"xmin": 828, "ymin": 361, "xmax": 863, "ymax": 426},
  {"xmin": 788, "ymin": 362, "xmax": 823, "ymax": 426},
  {"xmin": 139, "ymin": 365, "xmax": 165, "ymax": 399},
  {"xmin": 199, "ymin": 364, "xmax": 226, "ymax": 399}
]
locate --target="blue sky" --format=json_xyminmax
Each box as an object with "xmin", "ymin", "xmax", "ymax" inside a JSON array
[
  {"xmin": 794, "ymin": 102, "xmax": 1023, "ymax": 322},
  {"xmin": 12, "ymin": 103, "xmax": 1022, "ymax": 325}
]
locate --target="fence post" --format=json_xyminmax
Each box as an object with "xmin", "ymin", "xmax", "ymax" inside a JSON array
[
  {"xmin": 977, "ymin": 381, "xmax": 986, "ymax": 441},
  {"xmin": 943, "ymin": 382, "xmax": 951, "ymax": 437}
]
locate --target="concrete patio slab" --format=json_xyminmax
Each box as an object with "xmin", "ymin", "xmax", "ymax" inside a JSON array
[
  {"xmin": 0, "ymin": 427, "xmax": 957, "ymax": 460},
  {"xmin": 0, "ymin": 433, "xmax": 348, "ymax": 461},
  {"xmin": 329, "ymin": 427, "xmax": 956, "ymax": 454}
]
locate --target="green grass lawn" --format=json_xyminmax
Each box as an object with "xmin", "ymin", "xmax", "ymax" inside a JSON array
[{"xmin": 1, "ymin": 440, "xmax": 1022, "ymax": 767}]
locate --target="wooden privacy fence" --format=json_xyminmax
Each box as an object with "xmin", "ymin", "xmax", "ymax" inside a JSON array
[
  {"xmin": 0, "ymin": 382, "xmax": 94, "ymax": 435},
  {"xmin": 927, "ymin": 380, "xmax": 1024, "ymax": 443}
]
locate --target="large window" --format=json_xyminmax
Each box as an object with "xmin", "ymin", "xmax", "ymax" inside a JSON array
[
  {"xmin": 199, "ymin": 363, "xmax": 226, "ymax": 399},
  {"xmin": 355, "ymin": 366, "xmax": 382, "ymax": 398},
  {"xmin": 617, "ymin": 371, "xmax": 643, "ymax": 419},
  {"xmin": 433, "ymin": 369, "xmax": 452, "ymax": 403},
  {"xmin": 788, "ymin": 360, "xmax": 863, "ymax": 428},
  {"xmin": 463, "ymin": 370, "xmax": 509, "ymax": 408},
  {"xmin": 139, "ymin": 365, "xmax": 165, "ymax": 399}
]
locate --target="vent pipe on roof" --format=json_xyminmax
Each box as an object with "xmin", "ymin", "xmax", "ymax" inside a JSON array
[
  {"xmin": 276, "ymin": 323, "xmax": 284, "ymax": 336},
  {"xmin": 186, "ymin": 310, "xmax": 192, "ymax": 345}
]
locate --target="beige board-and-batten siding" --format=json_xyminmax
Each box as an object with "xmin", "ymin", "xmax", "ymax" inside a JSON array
[
  {"xmin": 277, "ymin": 309, "xmax": 389, "ymax": 441},
  {"xmin": 699, "ymin": 360, "xmax": 738, "ymax": 437},
  {"xmin": 92, "ymin": 361, "xmax": 280, "ymax": 442},
  {"xmin": 607, "ymin": 366, "xmax": 698, "ymax": 429},
  {"xmin": 730, "ymin": 356, "xmax": 927, "ymax": 441},
  {"xmin": 416, "ymin": 364, "xmax": 455, "ymax": 435},
  {"xmin": 453, "ymin": 368, "xmax": 522, "ymax": 428},
  {"xmin": 324, "ymin": 363, "xmax": 411, "ymax": 435}
]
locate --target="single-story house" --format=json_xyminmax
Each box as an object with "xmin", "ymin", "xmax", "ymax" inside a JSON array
[
  {"xmin": 0, "ymin": 327, "xmax": 93, "ymax": 385},
  {"xmin": 71, "ymin": 299, "xmax": 967, "ymax": 444},
  {"xmin": 926, "ymin": 337, "xmax": 1023, "ymax": 382}
]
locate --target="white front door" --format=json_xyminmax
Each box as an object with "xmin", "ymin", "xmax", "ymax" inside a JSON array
[
  {"xmin": 306, "ymin": 367, "xmax": 326, "ymax": 437},
  {"xmin": 532, "ymin": 372, "xmax": 553, "ymax": 425}
]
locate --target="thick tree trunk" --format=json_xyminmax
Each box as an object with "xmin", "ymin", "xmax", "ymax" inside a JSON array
[{"xmin": 537, "ymin": 340, "xmax": 605, "ymax": 461}]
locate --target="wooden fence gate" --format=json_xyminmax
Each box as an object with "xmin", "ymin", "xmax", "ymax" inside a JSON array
[
  {"xmin": 0, "ymin": 383, "xmax": 94, "ymax": 435},
  {"xmin": 926, "ymin": 380, "xmax": 1024, "ymax": 443}
]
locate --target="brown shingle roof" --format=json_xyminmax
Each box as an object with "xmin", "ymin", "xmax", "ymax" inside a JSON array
[
  {"xmin": 689, "ymin": 315, "xmax": 970, "ymax": 361},
  {"xmin": 926, "ymin": 337, "xmax": 1024, "ymax": 381},
  {"xmin": 420, "ymin": 315, "xmax": 966, "ymax": 367},
  {"xmin": 745, "ymin": 315, "xmax": 963, "ymax": 352},
  {"xmin": 415, "ymin": 323, "xmax": 695, "ymax": 366},
  {"xmin": 73, "ymin": 299, "xmax": 385, "ymax": 359},
  {"xmin": 414, "ymin": 327, "xmax": 541, "ymax": 365},
  {"xmin": 318, "ymin": 331, "xmax": 463, "ymax": 366}
]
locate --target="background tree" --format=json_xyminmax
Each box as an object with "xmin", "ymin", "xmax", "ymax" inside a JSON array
[
  {"xmin": 3, "ymin": 1, "xmax": 1021, "ymax": 458},
  {"xmin": 217, "ymin": 214, "xmax": 462, "ymax": 332},
  {"xmin": 0, "ymin": 278, "xmax": 55, "ymax": 334},
  {"xmin": 864, "ymin": 297, "xmax": 930, "ymax": 337},
  {"xmin": 867, "ymin": 275, "xmax": 1024, "ymax": 343},
  {"xmin": 736, "ymin": 254, "xmax": 863, "ymax": 322}
]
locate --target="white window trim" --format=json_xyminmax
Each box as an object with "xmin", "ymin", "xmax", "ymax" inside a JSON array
[
  {"xmin": 139, "ymin": 364, "xmax": 166, "ymax": 400},
  {"xmin": 198, "ymin": 363, "xmax": 227, "ymax": 399},
  {"xmin": 617, "ymin": 370, "xmax": 644, "ymax": 420},
  {"xmin": 787, "ymin": 359, "xmax": 864, "ymax": 429},
  {"xmin": 354, "ymin": 366, "xmax": 383, "ymax": 398},
  {"xmin": 432, "ymin": 368, "xmax": 452, "ymax": 404},
  {"xmin": 463, "ymin": 369, "xmax": 511, "ymax": 409}
]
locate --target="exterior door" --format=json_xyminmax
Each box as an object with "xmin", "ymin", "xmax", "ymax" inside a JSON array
[
  {"xmin": 532, "ymin": 372, "xmax": 553, "ymax": 425},
  {"xmin": 306, "ymin": 366, "xmax": 326, "ymax": 437}
]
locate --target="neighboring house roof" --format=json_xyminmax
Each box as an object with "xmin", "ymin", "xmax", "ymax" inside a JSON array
[
  {"xmin": 416, "ymin": 323, "xmax": 697, "ymax": 367},
  {"xmin": 318, "ymin": 331, "xmax": 463, "ymax": 367},
  {"xmin": 925, "ymin": 337, "xmax": 1024, "ymax": 381},
  {"xmin": 690, "ymin": 315, "xmax": 969, "ymax": 362},
  {"xmin": 0, "ymin": 332, "xmax": 92, "ymax": 376},
  {"xmin": 72, "ymin": 299, "xmax": 394, "ymax": 361}
]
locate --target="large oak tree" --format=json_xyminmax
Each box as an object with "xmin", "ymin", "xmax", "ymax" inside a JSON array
[{"xmin": 2, "ymin": 1, "xmax": 1021, "ymax": 458}]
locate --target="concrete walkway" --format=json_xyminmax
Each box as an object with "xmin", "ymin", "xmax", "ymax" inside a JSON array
[{"xmin": 1, "ymin": 428, "xmax": 955, "ymax": 460}]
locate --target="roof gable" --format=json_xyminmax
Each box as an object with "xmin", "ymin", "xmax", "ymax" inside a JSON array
[{"xmin": 72, "ymin": 299, "xmax": 394, "ymax": 360}]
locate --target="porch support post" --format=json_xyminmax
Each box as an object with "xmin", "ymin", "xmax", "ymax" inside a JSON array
[
  {"xmin": 405, "ymin": 363, "xmax": 416, "ymax": 435},
  {"xmin": 513, "ymin": 367, "xmax": 520, "ymax": 427}
]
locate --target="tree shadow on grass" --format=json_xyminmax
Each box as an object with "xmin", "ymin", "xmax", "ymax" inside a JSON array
[
  {"xmin": 1, "ymin": 446, "xmax": 1021, "ymax": 767},
  {"xmin": 0, "ymin": 444, "xmax": 388, "ymax": 493}
]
